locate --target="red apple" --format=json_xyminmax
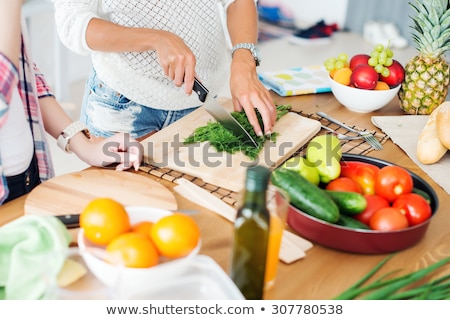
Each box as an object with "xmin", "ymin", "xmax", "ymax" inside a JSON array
[
  {"xmin": 380, "ymin": 60, "xmax": 405, "ymax": 87},
  {"xmin": 350, "ymin": 65, "xmax": 378, "ymax": 90},
  {"xmin": 349, "ymin": 54, "xmax": 370, "ymax": 70}
]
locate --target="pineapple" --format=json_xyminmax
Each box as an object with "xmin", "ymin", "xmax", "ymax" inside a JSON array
[{"xmin": 398, "ymin": 0, "xmax": 450, "ymax": 115}]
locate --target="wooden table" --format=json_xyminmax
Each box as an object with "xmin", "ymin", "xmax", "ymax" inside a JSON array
[{"xmin": 1, "ymin": 88, "xmax": 449, "ymax": 300}]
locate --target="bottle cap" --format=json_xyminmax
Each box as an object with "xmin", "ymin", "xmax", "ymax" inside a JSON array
[{"xmin": 245, "ymin": 166, "xmax": 270, "ymax": 192}]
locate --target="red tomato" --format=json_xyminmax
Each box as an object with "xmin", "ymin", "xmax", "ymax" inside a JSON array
[
  {"xmin": 374, "ymin": 165, "xmax": 413, "ymax": 202},
  {"xmin": 392, "ymin": 193, "xmax": 432, "ymax": 226},
  {"xmin": 369, "ymin": 207, "xmax": 409, "ymax": 231},
  {"xmin": 326, "ymin": 177, "xmax": 362, "ymax": 193},
  {"xmin": 350, "ymin": 65, "xmax": 378, "ymax": 90},
  {"xmin": 353, "ymin": 194, "xmax": 390, "ymax": 225},
  {"xmin": 340, "ymin": 161, "xmax": 380, "ymax": 195}
]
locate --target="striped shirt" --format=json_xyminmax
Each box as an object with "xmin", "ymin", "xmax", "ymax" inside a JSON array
[{"xmin": 0, "ymin": 35, "xmax": 55, "ymax": 204}]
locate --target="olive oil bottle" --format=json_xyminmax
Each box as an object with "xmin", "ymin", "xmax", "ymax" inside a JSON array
[{"xmin": 230, "ymin": 165, "xmax": 270, "ymax": 300}]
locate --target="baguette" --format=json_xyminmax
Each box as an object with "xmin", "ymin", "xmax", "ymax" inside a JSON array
[
  {"xmin": 416, "ymin": 104, "xmax": 447, "ymax": 164},
  {"xmin": 436, "ymin": 101, "xmax": 450, "ymax": 149}
]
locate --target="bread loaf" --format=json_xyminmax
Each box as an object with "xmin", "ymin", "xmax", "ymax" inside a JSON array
[
  {"xmin": 437, "ymin": 101, "xmax": 450, "ymax": 149},
  {"xmin": 416, "ymin": 104, "xmax": 447, "ymax": 164}
]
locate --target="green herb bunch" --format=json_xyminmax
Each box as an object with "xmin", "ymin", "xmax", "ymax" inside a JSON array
[{"xmin": 184, "ymin": 105, "xmax": 291, "ymax": 160}]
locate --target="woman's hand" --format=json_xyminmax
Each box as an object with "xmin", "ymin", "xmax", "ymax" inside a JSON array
[
  {"xmin": 229, "ymin": 53, "xmax": 276, "ymax": 137},
  {"xmin": 72, "ymin": 132, "xmax": 143, "ymax": 171}
]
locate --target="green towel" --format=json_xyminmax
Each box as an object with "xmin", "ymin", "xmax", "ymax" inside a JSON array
[{"xmin": 0, "ymin": 215, "xmax": 71, "ymax": 299}]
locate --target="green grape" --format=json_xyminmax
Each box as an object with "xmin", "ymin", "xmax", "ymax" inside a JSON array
[
  {"xmin": 385, "ymin": 48, "xmax": 394, "ymax": 58},
  {"xmin": 379, "ymin": 51, "xmax": 387, "ymax": 59},
  {"xmin": 374, "ymin": 64, "xmax": 384, "ymax": 73},
  {"xmin": 325, "ymin": 62, "xmax": 335, "ymax": 71},
  {"xmin": 337, "ymin": 53, "xmax": 348, "ymax": 62},
  {"xmin": 335, "ymin": 60, "xmax": 345, "ymax": 69},
  {"xmin": 368, "ymin": 57, "xmax": 378, "ymax": 66},
  {"xmin": 384, "ymin": 58, "xmax": 393, "ymax": 67},
  {"xmin": 370, "ymin": 51, "xmax": 380, "ymax": 58},
  {"xmin": 381, "ymin": 67, "xmax": 390, "ymax": 77},
  {"xmin": 325, "ymin": 57, "xmax": 337, "ymax": 64},
  {"xmin": 378, "ymin": 57, "xmax": 386, "ymax": 65},
  {"xmin": 374, "ymin": 44, "xmax": 384, "ymax": 52}
]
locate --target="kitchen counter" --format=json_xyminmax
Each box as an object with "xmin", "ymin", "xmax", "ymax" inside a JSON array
[{"xmin": 1, "ymin": 33, "xmax": 449, "ymax": 300}]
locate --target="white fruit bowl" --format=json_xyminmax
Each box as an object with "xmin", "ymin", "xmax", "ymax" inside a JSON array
[
  {"xmin": 329, "ymin": 76, "xmax": 400, "ymax": 113},
  {"xmin": 77, "ymin": 206, "xmax": 201, "ymax": 298}
]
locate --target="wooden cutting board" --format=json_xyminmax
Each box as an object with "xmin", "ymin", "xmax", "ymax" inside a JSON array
[
  {"xmin": 142, "ymin": 100, "xmax": 321, "ymax": 192},
  {"xmin": 24, "ymin": 169, "xmax": 178, "ymax": 217}
]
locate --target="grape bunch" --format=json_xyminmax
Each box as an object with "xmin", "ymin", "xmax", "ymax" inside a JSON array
[
  {"xmin": 324, "ymin": 53, "xmax": 349, "ymax": 73},
  {"xmin": 368, "ymin": 44, "xmax": 393, "ymax": 77}
]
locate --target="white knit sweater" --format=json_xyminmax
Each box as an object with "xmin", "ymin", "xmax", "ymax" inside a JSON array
[{"xmin": 54, "ymin": 0, "xmax": 237, "ymax": 110}]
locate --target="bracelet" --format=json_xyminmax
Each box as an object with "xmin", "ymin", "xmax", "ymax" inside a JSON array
[{"xmin": 56, "ymin": 121, "xmax": 90, "ymax": 153}]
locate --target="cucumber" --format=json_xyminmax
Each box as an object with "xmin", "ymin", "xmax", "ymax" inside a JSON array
[
  {"xmin": 412, "ymin": 187, "xmax": 431, "ymax": 204},
  {"xmin": 271, "ymin": 168, "xmax": 340, "ymax": 223},
  {"xmin": 324, "ymin": 190, "xmax": 367, "ymax": 215},
  {"xmin": 336, "ymin": 215, "xmax": 370, "ymax": 230}
]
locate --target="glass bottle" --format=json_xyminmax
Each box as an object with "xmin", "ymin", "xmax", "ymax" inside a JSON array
[{"xmin": 230, "ymin": 165, "xmax": 270, "ymax": 300}]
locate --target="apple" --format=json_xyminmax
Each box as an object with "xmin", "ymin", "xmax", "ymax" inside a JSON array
[
  {"xmin": 379, "ymin": 59, "xmax": 405, "ymax": 87},
  {"xmin": 350, "ymin": 65, "xmax": 378, "ymax": 90},
  {"xmin": 349, "ymin": 54, "xmax": 370, "ymax": 70}
]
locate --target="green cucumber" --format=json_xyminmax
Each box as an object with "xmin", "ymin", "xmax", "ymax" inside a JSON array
[
  {"xmin": 271, "ymin": 168, "xmax": 340, "ymax": 223},
  {"xmin": 412, "ymin": 187, "xmax": 431, "ymax": 204},
  {"xmin": 324, "ymin": 190, "xmax": 367, "ymax": 215},
  {"xmin": 336, "ymin": 215, "xmax": 370, "ymax": 230}
]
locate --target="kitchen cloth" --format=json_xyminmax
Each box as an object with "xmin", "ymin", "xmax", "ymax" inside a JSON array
[
  {"xmin": 372, "ymin": 115, "xmax": 450, "ymax": 195},
  {"xmin": 0, "ymin": 215, "xmax": 71, "ymax": 299}
]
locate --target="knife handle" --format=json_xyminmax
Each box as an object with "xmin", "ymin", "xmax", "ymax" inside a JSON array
[{"xmin": 193, "ymin": 78, "xmax": 208, "ymax": 103}]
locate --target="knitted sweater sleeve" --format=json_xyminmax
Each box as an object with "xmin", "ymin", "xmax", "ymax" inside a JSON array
[{"xmin": 54, "ymin": 0, "xmax": 99, "ymax": 55}]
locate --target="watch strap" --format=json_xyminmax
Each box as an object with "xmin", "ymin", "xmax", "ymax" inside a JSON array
[
  {"xmin": 57, "ymin": 121, "xmax": 90, "ymax": 153},
  {"xmin": 231, "ymin": 43, "xmax": 260, "ymax": 66}
]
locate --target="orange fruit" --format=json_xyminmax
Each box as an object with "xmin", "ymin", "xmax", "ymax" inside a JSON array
[
  {"xmin": 150, "ymin": 213, "xmax": 200, "ymax": 259},
  {"xmin": 80, "ymin": 198, "xmax": 130, "ymax": 246},
  {"xmin": 333, "ymin": 67, "xmax": 352, "ymax": 86},
  {"xmin": 374, "ymin": 81, "xmax": 390, "ymax": 90},
  {"xmin": 106, "ymin": 232, "xmax": 159, "ymax": 268},
  {"xmin": 131, "ymin": 221, "xmax": 154, "ymax": 239}
]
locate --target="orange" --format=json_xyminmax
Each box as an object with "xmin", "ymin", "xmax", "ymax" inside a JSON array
[
  {"xmin": 150, "ymin": 213, "xmax": 201, "ymax": 259},
  {"xmin": 106, "ymin": 232, "xmax": 159, "ymax": 268},
  {"xmin": 374, "ymin": 81, "xmax": 390, "ymax": 90},
  {"xmin": 80, "ymin": 198, "xmax": 130, "ymax": 246},
  {"xmin": 333, "ymin": 67, "xmax": 352, "ymax": 86},
  {"xmin": 131, "ymin": 221, "xmax": 154, "ymax": 239}
]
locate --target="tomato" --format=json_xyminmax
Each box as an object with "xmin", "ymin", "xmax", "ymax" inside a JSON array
[
  {"xmin": 379, "ymin": 60, "xmax": 405, "ymax": 87},
  {"xmin": 392, "ymin": 193, "xmax": 432, "ymax": 226},
  {"xmin": 350, "ymin": 65, "xmax": 378, "ymax": 90},
  {"xmin": 369, "ymin": 207, "xmax": 409, "ymax": 231},
  {"xmin": 349, "ymin": 54, "xmax": 370, "ymax": 70},
  {"xmin": 353, "ymin": 194, "xmax": 390, "ymax": 225},
  {"xmin": 375, "ymin": 165, "xmax": 413, "ymax": 202},
  {"xmin": 325, "ymin": 177, "xmax": 362, "ymax": 193},
  {"xmin": 340, "ymin": 161, "xmax": 380, "ymax": 195}
]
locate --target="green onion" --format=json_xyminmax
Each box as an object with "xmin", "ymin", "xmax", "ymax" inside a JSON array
[{"xmin": 334, "ymin": 255, "xmax": 450, "ymax": 300}]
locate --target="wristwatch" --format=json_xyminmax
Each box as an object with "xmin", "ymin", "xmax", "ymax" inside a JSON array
[
  {"xmin": 57, "ymin": 121, "xmax": 90, "ymax": 153},
  {"xmin": 231, "ymin": 43, "xmax": 261, "ymax": 66}
]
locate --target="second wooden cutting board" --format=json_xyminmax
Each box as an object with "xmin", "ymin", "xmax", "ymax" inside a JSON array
[{"xmin": 142, "ymin": 100, "xmax": 321, "ymax": 192}]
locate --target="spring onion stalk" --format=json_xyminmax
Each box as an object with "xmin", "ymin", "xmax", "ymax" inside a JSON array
[{"xmin": 334, "ymin": 255, "xmax": 450, "ymax": 300}]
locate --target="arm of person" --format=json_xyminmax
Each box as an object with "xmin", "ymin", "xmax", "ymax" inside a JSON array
[
  {"xmin": 226, "ymin": 0, "xmax": 276, "ymax": 136},
  {"xmin": 0, "ymin": 0, "xmax": 21, "ymax": 67},
  {"xmin": 39, "ymin": 96, "xmax": 142, "ymax": 171}
]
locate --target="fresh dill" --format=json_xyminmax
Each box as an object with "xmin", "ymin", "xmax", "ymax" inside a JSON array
[{"xmin": 184, "ymin": 105, "xmax": 291, "ymax": 160}]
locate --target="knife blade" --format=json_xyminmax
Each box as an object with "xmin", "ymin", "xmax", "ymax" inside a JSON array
[{"xmin": 193, "ymin": 78, "xmax": 258, "ymax": 147}]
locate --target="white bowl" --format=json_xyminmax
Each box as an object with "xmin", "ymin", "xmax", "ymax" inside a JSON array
[
  {"xmin": 329, "ymin": 75, "xmax": 400, "ymax": 113},
  {"xmin": 77, "ymin": 206, "xmax": 201, "ymax": 297}
]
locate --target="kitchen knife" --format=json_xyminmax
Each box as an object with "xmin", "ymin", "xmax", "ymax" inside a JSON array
[
  {"xmin": 193, "ymin": 78, "xmax": 258, "ymax": 147},
  {"xmin": 55, "ymin": 210, "xmax": 199, "ymax": 229}
]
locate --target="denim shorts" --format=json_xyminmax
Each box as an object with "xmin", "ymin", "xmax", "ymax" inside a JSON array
[{"xmin": 81, "ymin": 69, "xmax": 199, "ymax": 139}]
